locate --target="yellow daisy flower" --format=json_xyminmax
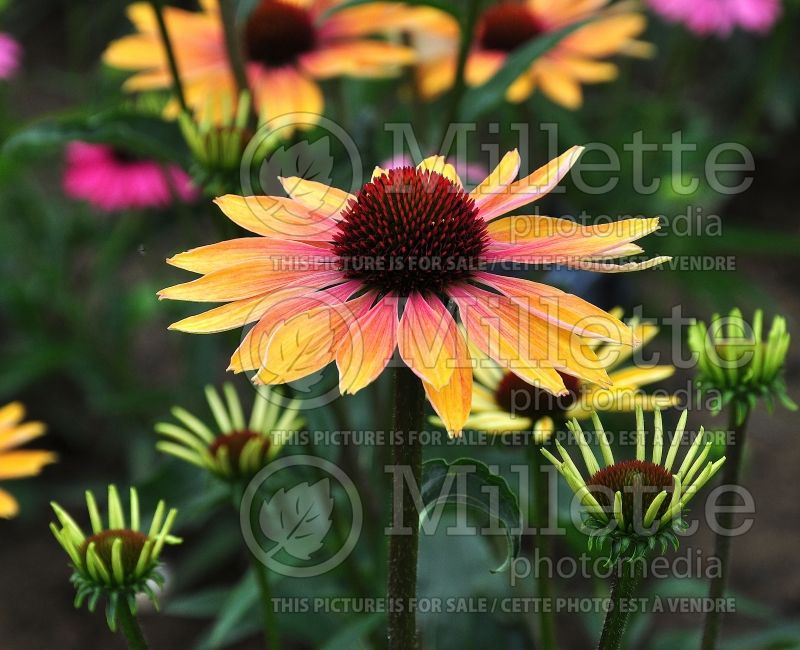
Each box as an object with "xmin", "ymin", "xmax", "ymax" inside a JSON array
[
  {"xmin": 411, "ymin": 0, "xmax": 651, "ymax": 109},
  {"xmin": 103, "ymin": 0, "xmax": 417, "ymax": 127},
  {"xmin": 0, "ymin": 401, "xmax": 56, "ymax": 518},
  {"xmin": 159, "ymin": 147, "xmax": 668, "ymax": 436},
  {"xmin": 462, "ymin": 309, "xmax": 678, "ymax": 440}
]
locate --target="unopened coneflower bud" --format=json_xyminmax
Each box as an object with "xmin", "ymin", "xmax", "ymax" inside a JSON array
[
  {"xmin": 50, "ymin": 485, "xmax": 180, "ymax": 630},
  {"xmin": 542, "ymin": 406, "xmax": 725, "ymax": 563},
  {"xmin": 156, "ymin": 383, "xmax": 303, "ymax": 482},
  {"xmin": 689, "ymin": 308, "xmax": 796, "ymax": 424}
]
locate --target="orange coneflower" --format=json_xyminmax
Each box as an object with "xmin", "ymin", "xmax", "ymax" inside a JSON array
[
  {"xmin": 159, "ymin": 147, "xmax": 669, "ymax": 434},
  {"xmin": 460, "ymin": 308, "xmax": 679, "ymax": 439},
  {"xmin": 103, "ymin": 0, "xmax": 416, "ymax": 127},
  {"xmin": 0, "ymin": 402, "xmax": 56, "ymax": 518},
  {"xmin": 411, "ymin": 0, "xmax": 651, "ymax": 109}
]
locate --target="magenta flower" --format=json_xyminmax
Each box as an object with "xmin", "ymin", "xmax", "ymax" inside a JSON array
[
  {"xmin": 648, "ymin": 0, "xmax": 781, "ymax": 36},
  {"xmin": 0, "ymin": 33, "xmax": 21, "ymax": 79},
  {"xmin": 63, "ymin": 142, "xmax": 199, "ymax": 213}
]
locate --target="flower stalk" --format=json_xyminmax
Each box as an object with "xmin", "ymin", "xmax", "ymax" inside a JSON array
[
  {"xmin": 699, "ymin": 405, "xmax": 750, "ymax": 650},
  {"xmin": 597, "ymin": 559, "xmax": 645, "ymax": 650},
  {"xmin": 529, "ymin": 442, "xmax": 557, "ymax": 650},
  {"xmin": 149, "ymin": 0, "xmax": 187, "ymax": 112},
  {"xmin": 218, "ymin": 0, "xmax": 253, "ymax": 109},
  {"xmin": 250, "ymin": 548, "xmax": 280, "ymax": 649},
  {"xmin": 387, "ymin": 365, "xmax": 425, "ymax": 649},
  {"xmin": 117, "ymin": 602, "xmax": 150, "ymax": 650}
]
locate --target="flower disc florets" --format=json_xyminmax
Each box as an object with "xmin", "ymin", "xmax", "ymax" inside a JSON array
[
  {"xmin": 479, "ymin": 4, "xmax": 543, "ymax": 52},
  {"xmin": 494, "ymin": 371, "xmax": 582, "ymax": 420},
  {"xmin": 245, "ymin": 0, "xmax": 317, "ymax": 67},
  {"xmin": 332, "ymin": 167, "xmax": 489, "ymax": 296}
]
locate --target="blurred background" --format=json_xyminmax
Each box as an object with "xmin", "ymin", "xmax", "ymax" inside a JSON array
[{"xmin": 0, "ymin": 0, "xmax": 799, "ymax": 648}]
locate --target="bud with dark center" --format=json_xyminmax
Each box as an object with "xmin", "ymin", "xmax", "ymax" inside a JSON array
[
  {"xmin": 245, "ymin": 0, "xmax": 317, "ymax": 68},
  {"xmin": 588, "ymin": 460, "xmax": 674, "ymax": 530},
  {"xmin": 494, "ymin": 371, "xmax": 582, "ymax": 421},
  {"xmin": 81, "ymin": 529, "xmax": 150, "ymax": 580},
  {"xmin": 208, "ymin": 430, "xmax": 271, "ymax": 472},
  {"xmin": 332, "ymin": 167, "xmax": 489, "ymax": 296},
  {"xmin": 478, "ymin": 3, "xmax": 543, "ymax": 53}
]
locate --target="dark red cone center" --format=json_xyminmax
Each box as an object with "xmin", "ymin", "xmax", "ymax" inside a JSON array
[
  {"xmin": 81, "ymin": 529, "xmax": 149, "ymax": 577},
  {"xmin": 245, "ymin": 1, "xmax": 317, "ymax": 67},
  {"xmin": 478, "ymin": 3, "xmax": 543, "ymax": 52},
  {"xmin": 494, "ymin": 370, "xmax": 582, "ymax": 420}
]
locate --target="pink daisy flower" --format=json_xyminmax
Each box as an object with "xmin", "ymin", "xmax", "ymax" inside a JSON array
[
  {"xmin": 0, "ymin": 33, "xmax": 21, "ymax": 79},
  {"xmin": 648, "ymin": 0, "xmax": 781, "ymax": 36},
  {"xmin": 63, "ymin": 142, "xmax": 199, "ymax": 212}
]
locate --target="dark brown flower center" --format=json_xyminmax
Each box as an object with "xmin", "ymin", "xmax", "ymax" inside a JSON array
[
  {"xmin": 494, "ymin": 371, "xmax": 582, "ymax": 420},
  {"xmin": 478, "ymin": 3, "xmax": 543, "ymax": 52},
  {"xmin": 332, "ymin": 167, "xmax": 489, "ymax": 296},
  {"xmin": 81, "ymin": 529, "xmax": 149, "ymax": 576},
  {"xmin": 588, "ymin": 460, "xmax": 674, "ymax": 528},
  {"xmin": 208, "ymin": 430, "xmax": 270, "ymax": 469},
  {"xmin": 245, "ymin": 0, "xmax": 316, "ymax": 67}
]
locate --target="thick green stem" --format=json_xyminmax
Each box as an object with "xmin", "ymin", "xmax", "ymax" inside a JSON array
[
  {"xmin": 117, "ymin": 602, "xmax": 149, "ymax": 650},
  {"xmin": 438, "ymin": 0, "xmax": 480, "ymax": 146},
  {"xmin": 150, "ymin": 0, "xmax": 187, "ymax": 112},
  {"xmin": 700, "ymin": 406, "xmax": 750, "ymax": 650},
  {"xmin": 530, "ymin": 444, "xmax": 557, "ymax": 650},
  {"xmin": 597, "ymin": 560, "xmax": 645, "ymax": 650},
  {"xmin": 219, "ymin": 0, "xmax": 253, "ymax": 103},
  {"xmin": 387, "ymin": 365, "xmax": 425, "ymax": 650},
  {"xmin": 250, "ymin": 550, "xmax": 281, "ymax": 649}
]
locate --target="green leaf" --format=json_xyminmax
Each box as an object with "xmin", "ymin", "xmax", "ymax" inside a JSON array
[
  {"xmin": 459, "ymin": 19, "xmax": 591, "ymax": 122},
  {"xmin": 3, "ymin": 107, "xmax": 188, "ymax": 164},
  {"xmin": 320, "ymin": 612, "xmax": 386, "ymax": 650},
  {"xmin": 198, "ymin": 571, "xmax": 259, "ymax": 649},
  {"xmin": 420, "ymin": 457, "xmax": 521, "ymax": 572}
]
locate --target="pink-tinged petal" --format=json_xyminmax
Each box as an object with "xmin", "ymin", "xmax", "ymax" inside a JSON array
[
  {"xmin": 158, "ymin": 264, "xmax": 325, "ymax": 302},
  {"xmin": 470, "ymin": 149, "xmax": 521, "ymax": 208},
  {"xmin": 567, "ymin": 256, "xmax": 672, "ymax": 273},
  {"xmin": 214, "ymin": 194, "xmax": 338, "ymax": 240},
  {"xmin": 483, "ymin": 217, "xmax": 662, "ymax": 262},
  {"xmin": 166, "ymin": 238, "xmax": 336, "ymax": 274},
  {"xmin": 253, "ymin": 293, "xmax": 375, "ymax": 385},
  {"xmin": 423, "ymin": 327, "xmax": 472, "ymax": 437},
  {"xmin": 473, "ymin": 272, "xmax": 634, "ymax": 343},
  {"xmin": 337, "ymin": 294, "xmax": 399, "ymax": 394},
  {"xmin": 476, "ymin": 146, "xmax": 584, "ymax": 222},
  {"xmin": 450, "ymin": 284, "xmax": 610, "ymax": 390},
  {"xmin": 279, "ymin": 176, "xmax": 355, "ymax": 219},
  {"xmin": 398, "ymin": 293, "xmax": 458, "ymax": 390},
  {"xmin": 229, "ymin": 284, "xmax": 363, "ymax": 374}
]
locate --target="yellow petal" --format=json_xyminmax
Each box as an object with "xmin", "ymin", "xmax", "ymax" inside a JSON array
[
  {"xmin": 398, "ymin": 294, "xmax": 458, "ymax": 390},
  {"xmin": 423, "ymin": 328, "xmax": 472, "ymax": 437},
  {"xmin": 0, "ymin": 488, "xmax": 19, "ymax": 518},
  {"xmin": 0, "ymin": 450, "xmax": 57, "ymax": 480}
]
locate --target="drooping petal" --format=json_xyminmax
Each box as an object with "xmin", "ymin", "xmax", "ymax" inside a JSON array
[
  {"xmin": 0, "ymin": 421, "xmax": 47, "ymax": 452},
  {"xmin": 252, "ymin": 65, "xmax": 324, "ymax": 131},
  {"xmin": 337, "ymin": 294, "xmax": 398, "ymax": 394},
  {"xmin": 473, "ymin": 272, "xmax": 634, "ymax": 343},
  {"xmin": 423, "ymin": 327, "xmax": 472, "ymax": 436},
  {"xmin": 476, "ymin": 146, "xmax": 584, "ymax": 222},
  {"xmin": 0, "ymin": 402, "xmax": 24, "ymax": 428},
  {"xmin": 398, "ymin": 293, "xmax": 458, "ymax": 390},
  {"xmin": 213, "ymin": 195, "xmax": 338, "ymax": 241},
  {"xmin": 0, "ymin": 488, "xmax": 19, "ymax": 518},
  {"xmin": 607, "ymin": 365, "xmax": 676, "ymax": 388}
]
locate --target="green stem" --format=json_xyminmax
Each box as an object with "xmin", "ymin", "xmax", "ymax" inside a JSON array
[
  {"xmin": 117, "ymin": 602, "xmax": 149, "ymax": 650},
  {"xmin": 700, "ymin": 405, "xmax": 750, "ymax": 650},
  {"xmin": 387, "ymin": 365, "xmax": 425, "ymax": 650},
  {"xmin": 150, "ymin": 0, "xmax": 187, "ymax": 112},
  {"xmin": 438, "ymin": 0, "xmax": 480, "ymax": 147},
  {"xmin": 530, "ymin": 443, "xmax": 557, "ymax": 650},
  {"xmin": 219, "ymin": 0, "xmax": 254, "ymax": 117},
  {"xmin": 597, "ymin": 560, "xmax": 645, "ymax": 650},
  {"xmin": 250, "ymin": 550, "xmax": 281, "ymax": 650}
]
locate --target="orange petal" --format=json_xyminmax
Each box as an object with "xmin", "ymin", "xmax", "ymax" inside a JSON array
[
  {"xmin": 278, "ymin": 176, "xmax": 354, "ymax": 219},
  {"xmin": 337, "ymin": 295, "xmax": 399, "ymax": 394},
  {"xmin": 167, "ymin": 238, "xmax": 335, "ymax": 274},
  {"xmin": 214, "ymin": 195, "xmax": 338, "ymax": 241},
  {"xmin": 0, "ymin": 402, "xmax": 24, "ymax": 428},
  {"xmin": 0, "ymin": 488, "xmax": 19, "ymax": 518},
  {"xmin": 0, "ymin": 450, "xmax": 57, "ymax": 480},
  {"xmin": 477, "ymin": 146, "xmax": 584, "ymax": 222},
  {"xmin": 253, "ymin": 65, "xmax": 324, "ymax": 131},
  {"xmin": 423, "ymin": 328, "xmax": 472, "ymax": 437},
  {"xmin": 398, "ymin": 294, "xmax": 458, "ymax": 390},
  {"xmin": 470, "ymin": 149, "xmax": 521, "ymax": 208},
  {"xmin": 0, "ymin": 422, "xmax": 47, "ymax": 452}
]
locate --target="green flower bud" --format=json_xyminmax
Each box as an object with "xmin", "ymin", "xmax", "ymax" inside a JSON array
[{"xmin": 49, "ymin": 486, "xmax": 180, "ymax": 630}]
